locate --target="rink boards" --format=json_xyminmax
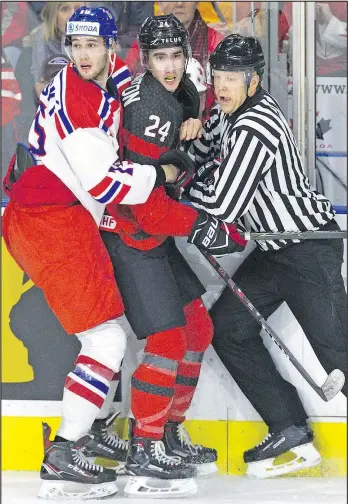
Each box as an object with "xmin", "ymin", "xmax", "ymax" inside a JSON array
[
  {"xmin": 1, "ymin": 214, "xmax": 347, "ymax": 474},
  {"xmin": 1, "ymin": 413, "xmax": 347, "ymax": 474}
]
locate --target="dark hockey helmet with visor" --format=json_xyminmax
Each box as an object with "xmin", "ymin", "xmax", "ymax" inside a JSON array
[
  {"xmin": 209, "ymin": 34, "xmax": 265, "ymax": 84},
  {"xmin": 138, "ymin": 14, "xmax": 191, "ymax": 64}
]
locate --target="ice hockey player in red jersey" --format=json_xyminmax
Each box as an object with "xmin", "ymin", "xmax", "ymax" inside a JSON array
[
  {"xmin": 2, "ymin": 7, "xmax": 187, "ymax": 501},
  {"xmin": 98, "ymin": 14, "xmax": 246, "ymax": 498}
]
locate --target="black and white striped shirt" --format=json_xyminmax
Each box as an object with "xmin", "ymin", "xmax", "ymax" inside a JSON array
[{"xmin": 188, "ymin": 89, "xmax": 335, "ymax": 251}]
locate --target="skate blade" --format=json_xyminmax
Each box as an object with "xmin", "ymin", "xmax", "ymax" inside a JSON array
[
  {"xmin": 124, "ymin": 475, "xmax": 197, "ymax": 498},
  {"xmin": 247, "ymin": 442, "xmax": 322, "ymax": 479},
  {"xmin": 38, "ymin": 480, "xmax": 118, "ymax": 500},
  {"xmin": 196, "ymin": 462, "xmax": 218, "ymax": 477}
]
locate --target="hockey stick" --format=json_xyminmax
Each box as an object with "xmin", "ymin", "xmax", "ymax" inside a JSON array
[
  {"xmin": 243, "ymin": 230, "xmax": 347, "ymax": 241},
  {"xmin": 198, "ymin": 248, "xmax": 345, "ymax": 401},
  {"xmin": 316, "ymin": 157, "xmax": 347, "ymax": 191}
]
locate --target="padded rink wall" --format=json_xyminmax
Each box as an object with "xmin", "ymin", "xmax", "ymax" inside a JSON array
[{"xmin": 1, "ymin": 212, "xmax": 346, "ymax": 475}]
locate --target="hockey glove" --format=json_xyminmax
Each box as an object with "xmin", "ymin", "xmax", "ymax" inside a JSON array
[
  {"xmin": 188, "ymin": 212, "xmax": 247, "ymax": 257},
  {"xmin": 157, "ymin": 149, "xmax": 195, "ymax": 199},
  {"xmin": 195, "ymin": 160, "xmax": 220, "ymax": 184}
]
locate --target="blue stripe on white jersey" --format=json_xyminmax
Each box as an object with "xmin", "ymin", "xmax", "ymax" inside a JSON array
[{"xmin": 58, "ymin": 69, "xmax": 74, "ymax": 135}]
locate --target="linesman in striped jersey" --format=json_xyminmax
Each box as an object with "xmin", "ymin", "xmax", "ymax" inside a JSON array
[{"xmin": 187, "ymin": 34, "xmax": 347, "ymax": 479}]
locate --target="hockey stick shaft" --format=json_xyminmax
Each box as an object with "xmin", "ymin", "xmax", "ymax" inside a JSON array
[
  {"xmin": 243, "ymin": 230, "xmax": 347, "ymax": 241},
  {"xmin": 199, "ymin": 248, "xmax": 331, "ymax": 401}
]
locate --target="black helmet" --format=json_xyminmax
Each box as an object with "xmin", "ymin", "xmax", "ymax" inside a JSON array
[
  {"xmin": 138, "ymin": 14, "xmax": 190, "ymax": 58},
  {"xmin": 209, "ymin": 34, "xmax": 265, "ymax": 77}
]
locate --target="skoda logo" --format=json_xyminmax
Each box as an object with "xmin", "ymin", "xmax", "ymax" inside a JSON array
[{"xmin": 67, "ymin": 23, "xmax": 74, "ymax": 33}]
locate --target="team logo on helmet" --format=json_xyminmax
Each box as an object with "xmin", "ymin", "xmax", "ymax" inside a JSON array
[
  {"xmin": 153, "ymin": 36, "xmax": 183, "ymax": 45},
  {"xmin": 66, "ymin": 21, "xmax": 100, "ymax": 35}
]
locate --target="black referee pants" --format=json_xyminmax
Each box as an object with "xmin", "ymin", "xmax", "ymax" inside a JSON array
[{"xmin": 210, "ymin": 225, "xmax": 347, "ymax": 432}]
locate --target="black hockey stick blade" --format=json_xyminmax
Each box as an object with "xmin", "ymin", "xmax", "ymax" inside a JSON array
[
  {"xmin": 243, "ymin": 230, "xmax": 347, "ymax": 241},
  {"xmin": 321, "ymin": 369, "xmax": 345, "ymax": 401},
  {"xmin": 199, "ymin": 248, "xmax": 346, "ymax": 402}
]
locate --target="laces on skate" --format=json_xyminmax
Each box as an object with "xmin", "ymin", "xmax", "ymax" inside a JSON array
[
  {"xmin": 255, "ymin": 433, "xmax": 272, "ymax": 448},
  {"xmin": 71, "ymin": 447, "xmax": 104, "ymax": 473},
  {"xmin": 164, "ymin": 422, "xmax": 218, "ymax": 476},
  {"xmin": 177, "ymin": 423, "xmax": 201, "ymax": 455},
  {"xmin": 101, "ymin": 429, "xmax": 129, "ymax": 450},
  {"xmin": 38, "ymin": 425, "xmax": 118, "ymax": 500},
  {"xmin": 151, "ymin": 440, "xmax": 182, "ymax": 465}
]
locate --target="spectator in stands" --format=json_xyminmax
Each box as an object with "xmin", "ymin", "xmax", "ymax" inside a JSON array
[
  {"xmin": 208, "ymin": 5, "xmax": 290, "ymax": 53},
  {"xmin": 27, "ymin": 1, "xmax": 46, "ymax": 18},
  {"xmin": 27, "ymin": 2, "xmax": 85, "ymax": 98},
  {"xmin": 1, "ymin": 2, "xmax": 31, "ymax": 68},
  {"xmin": 41, "ymin": 54, "xmax": 70, "ymax": 83},
  {"xmin": 1, "ymin": 51, "xmax": 21, "ymax": 178},
  {"xmin": 282, "ymin": 2, "xmax": 347, "ymax": 76},
  {"xmin": 98, "ymin": 2, "xmax": 154, "ymax": 54}
]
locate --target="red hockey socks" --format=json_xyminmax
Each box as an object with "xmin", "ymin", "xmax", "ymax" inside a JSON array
[
  {"xmin": 131, "ymin": 326, "xmax": 187, "ymax": 439},
  {"xmin": 169, "ymin": 299, "xmax": 213, "ymax": 423}
]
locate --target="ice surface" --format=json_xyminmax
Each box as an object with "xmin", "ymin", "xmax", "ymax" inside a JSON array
[{"xmin": 2, "ymin": 472, "xmax": 346, "ymax": 504}]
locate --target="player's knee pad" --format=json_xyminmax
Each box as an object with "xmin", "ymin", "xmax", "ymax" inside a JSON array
[
  {"xmin": 184, "ymin": 298, "xmax": 214, "ymax": 352},
  {"xmin": 145, "ymin": 326, "xmax": 187, "ymax": 362},
  {"xmin": 76, "ymin": 317, "xmax": 127, "ymax": 373}
]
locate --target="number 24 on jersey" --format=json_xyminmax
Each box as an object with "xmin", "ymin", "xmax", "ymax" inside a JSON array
[{"xmin": 144, "ymin": 115, "xmax": 171, "ymax": 142}]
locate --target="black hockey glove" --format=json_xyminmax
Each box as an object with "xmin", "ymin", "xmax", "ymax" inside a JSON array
[
  {"xmin": 188, "ymin": 211, "xmax": 247, "ymax": 257},
  {"xmin": 157, "ymin": 149, "xmax": 195, "ymax": 199},
  {"xmin": 195, "ymin": 160, "xmax": 220, "ymax": 184}
]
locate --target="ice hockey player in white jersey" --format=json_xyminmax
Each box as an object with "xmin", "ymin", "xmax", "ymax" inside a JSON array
[{"xmin": 2, "ymin": 6, "xmax": 183, "ymax": 501}]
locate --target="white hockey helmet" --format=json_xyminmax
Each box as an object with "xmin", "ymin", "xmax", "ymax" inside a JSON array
[{"xmin": 186, "ymin": 58, "xmax": 207, "ymax": 93}]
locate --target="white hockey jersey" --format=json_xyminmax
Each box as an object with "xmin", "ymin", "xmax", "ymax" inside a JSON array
[{"xmin": 28, "ymin": 61, "xmax": 157, "ymax": 224}]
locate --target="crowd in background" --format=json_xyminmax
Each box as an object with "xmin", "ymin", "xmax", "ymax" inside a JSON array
[{"xmin": 1, "ymin": 1, "xmax": 347, "ymax": 192}]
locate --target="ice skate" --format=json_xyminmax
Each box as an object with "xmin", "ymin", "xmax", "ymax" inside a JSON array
[
  {"xmin": 163, "ymin": 421, "xmax": 218, "ymax": 476},
  {"xmin": 81, "ymin": 412, "xmax": 128, "ymax": 475},
  {"xmin": 38, "ymin": 423, "xmax": 117, "ymax": 500},
  {"xmin": 244, "ymin": 424, "xmax": 321, "ymax": 479},
  {"xmin": 124, "ymin": 421, "xmax": 197, "ymax": 498}
]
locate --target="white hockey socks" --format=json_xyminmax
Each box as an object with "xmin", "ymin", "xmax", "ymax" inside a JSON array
[{"xmin": 56, "ymin": 319, "xmax": 127, "ymax": 441}]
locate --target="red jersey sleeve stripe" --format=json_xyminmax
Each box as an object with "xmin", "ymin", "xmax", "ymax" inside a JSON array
[
  {"xmin": 123, "ymin": 129, "xmax": 168, "ymax": 160},
  {"xmin": 88, "ymin": 175, "xmax": 114, "ymax": 198},
  {"xmin": 112, "ymin": 183, "xmax": 131, "ymax": 204}
]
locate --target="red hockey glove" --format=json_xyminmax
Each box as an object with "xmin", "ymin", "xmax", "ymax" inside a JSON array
[{"xmin": 188, "ymin": 212, "xmax": 246, "ymax": 257}]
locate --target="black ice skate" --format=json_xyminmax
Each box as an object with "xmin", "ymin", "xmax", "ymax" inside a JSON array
[
  {"xmin": 163, "ymin": 421, "xmax": 218, "ymax": 476},
  {"xmin": 81, "ymin": 412, "xmax": 128, "ymax": 474},
  {"xmin": 244, "ymin": 424, "xmax": 321, "ymax": 479},
  {"xmin": 38, "ymin": 423, "xmax": 117, "ymax": 500},
  {"xmin": 124, "ymin": 420, "xmax": 197, "ymax": 498}
]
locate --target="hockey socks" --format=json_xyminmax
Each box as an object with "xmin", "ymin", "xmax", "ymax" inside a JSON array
[
  {"xmin": 169, "ymin": 299, "xmax": 213, "ymax": 422},
  {"xmin": 131, "ymin": 326, "xmax": 187, "ymax": 438},
  {"xmin": 56, "ymin": 355, "xmax": 116, "ymax": 441}
]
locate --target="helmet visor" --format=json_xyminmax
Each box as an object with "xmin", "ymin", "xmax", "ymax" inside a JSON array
[
  {"xmin": 63, "ymin": 35, "xmax": 108, "ymax": 63},
  {"xmin": 140, "ymin": 46, "xmax": 189, "ymax": 72}
]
